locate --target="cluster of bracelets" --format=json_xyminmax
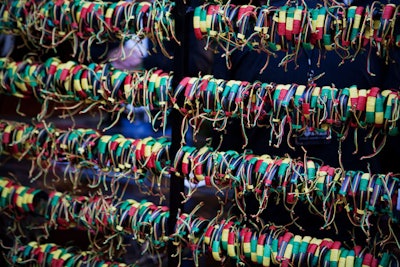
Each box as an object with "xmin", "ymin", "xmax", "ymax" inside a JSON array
[
  {"xmin": 0, "ymin": 176, "xmax": 170, "ymax": 257},
  {"xmin": 0, "ymin": 57, "xmax": 173, "ymax": 127},
  {"xmin": 171, "ymin": 76, "xmax": 272, "ymax": 143},
  {"xmin": 2, "ymin": 175, "xmax": 399, "ymax": 267},
  {"xmin": 0, "ymin": 0, "xmax": 177, "ymax": 59},
  {"xmin": 55, "ymin": 127, "xmax": 171, "ymax": 176},
  {"xmin": 194, "ymin": 2, "xmax": 400, "ymax": 70},
  {"xmin": 2, "ymin": 118, "xmax": 400, "ymax": 233},
  {"xmin": 6, "ymin": 241, "xmax": 133, "ymax": 267},
  {"xmin": 45, "ymin": 192, "xmax": 171, "ymax": 253},
  {"xmin": 1, "ymin": 2, "xmax": 399, "ymax": 266},
  {"xmin": 0, "ymin": 175, "xmax": 157, "ymax": 243},
  {"xmin": 2, "ymin": 118, "xmax": 399, "ymax": 229},
  {"xmin": 0, "ymin": 177, "xmax": 46, "ymax": 214},
  {"xmin": 1, "ymin": 56, "xmax": 399, "ymax": 157},
  {"xmin": 0, "ymin": 120, "xmax": 56, "ymax": 172},
  {"xmin": 201, "ymin": 218, "xmax": 400, "ymax": 267},
  {"xmin": 0, "ymin": 175, "xmax": 193, "ymax": 263},
  {"xmin": 0, "ymin": 120, "xmax": 171, "ymax": 195},
  {"xmin": 173, "ymin": 145, "xmax": 400, "ymax": 231},
  {"xmin": 2, "ymin": 0, "xmax": 400, "ymax": 67},
  {"xmin": 173, "ymin": 75, "xmax": 400, "ymax": 153}
]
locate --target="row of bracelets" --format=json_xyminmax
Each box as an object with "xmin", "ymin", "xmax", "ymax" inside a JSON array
[
  {"xmin": 199, "ymin": 217, "xmax": 399, "ymax": 267},
  {"xmin": 0, "ymin": 57, "xmax": 172, "ymax": 129},
  {"xmin": 1, "ymin": 177, "xmax": 398, "ymax": 267},
  {"xmin": 6, "ymin": 231, "xmax": 400, "ymax": 267},
  {"xmin": 0, "ymin": 176, "xmax": 171, "ymax": 254},
  {"xmin": 1, "ymin": 175, "xmax": 210, "ymax": 263},
  {"xmin": 193, "ymin": 2, "xmax": 400, "ymax": 69},
  {"xmin": 1, "ymin": 118, "xmax": 399, "ymax": 228},
  {"xmin": 172, "ymin": 74, "xmax": 400, "ymax": 153},
  {"xmin": 173, "ymin": 145, "xmax": 400, "ymax": 230},
  {"xmin": 45, "ymin": 193, "xmax": 171, "ymax": 252},
  {"xmin": 6, "ymin": 241, "xmax": 134, "ymax": 267},
  {"xmin": 0, "ymin": 0, "xmax": 177, "ymax": 59},
  {"xmin": 0, "ymin": 118, "xmax": 171, "ymax": 177},
  {"xmin": 1, "ymin": 0, "xmax": 399, "ymax": 65},
  {"xmin": 1, "ymin": 57, "xmax": 399, "ymax": 155}
]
